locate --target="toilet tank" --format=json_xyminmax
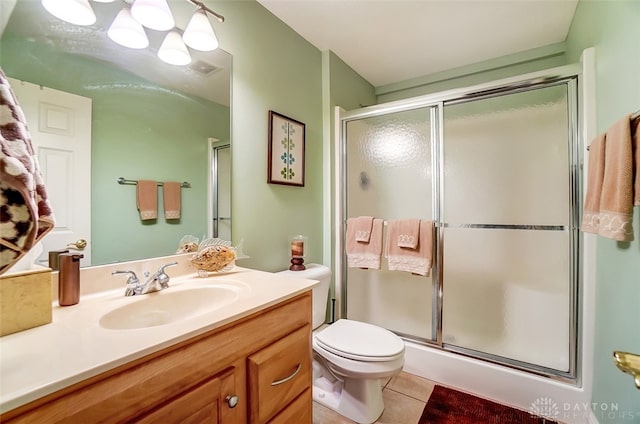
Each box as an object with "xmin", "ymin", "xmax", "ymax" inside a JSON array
[{"xmin": 276, "ymin": 264, "xmax": 331, "ymax": 329}]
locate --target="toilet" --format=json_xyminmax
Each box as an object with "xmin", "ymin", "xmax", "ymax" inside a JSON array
[{"xmin": 277, "ymin": 264, "xmax": 405, "ymax": 424}]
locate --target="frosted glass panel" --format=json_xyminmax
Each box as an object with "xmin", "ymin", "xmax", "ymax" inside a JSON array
[
  {"xmin": 345, "ymin": 107, "xmax": 434, "ymax": 340},
  {"xmin": 346, "ymin": 108, "xmax": 432, "ymax": 219},
  {"xmin": 347, "ymin": 268, "xmax": 433, "ymax": 339},
  {"xmin": 443, "ymin": 85, "xmax": 569, "ymax": 225},
  {"xmin": 442, "ymin": 228, "xmax": 570, "ymax": 371}
]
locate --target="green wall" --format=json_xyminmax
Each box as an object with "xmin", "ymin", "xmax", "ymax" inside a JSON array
[
  {"xmin": 377, "ymin": 43, "xmax": 567, "ymax": 103},
  {"xmin": 210, "ymin": 1, "xmax": 323, "ymax": 272},
  {"xmin": 0, "ymin": 35, "xmax": 230, "ymax": 265},
  {"xmin": 565, "ymin": 1, "xmax": 640, "ymax": 421},
  {"xmin": 323, "ymin": 50, "xmax": 376, "ymax": 301}
]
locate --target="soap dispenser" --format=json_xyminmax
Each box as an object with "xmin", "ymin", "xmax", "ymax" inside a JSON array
[
  {"xmin": 48, "ymin": 249, "xmax": 70, "ymax": 271},
  {"xmin": 58, "ymin": 253, "xmax": 84, "ymax": 306}
]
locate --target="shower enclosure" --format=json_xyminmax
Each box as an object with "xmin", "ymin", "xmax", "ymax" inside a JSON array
[
  {"xmin": 209, "ymin": 139, "xmax": 231, "ymax": 240},
  {"xmin": 338, "ymin": 71, "xmax": 581, "ymax": 382}
]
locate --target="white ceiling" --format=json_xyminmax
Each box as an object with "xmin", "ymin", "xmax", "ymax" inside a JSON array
[{"xmin": 257, "ymin": 0, "xmax": 579, "ymax": 88}]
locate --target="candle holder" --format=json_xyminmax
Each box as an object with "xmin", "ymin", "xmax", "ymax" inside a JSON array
[{"xmin": 289, "ymin": 234, "xmax": 307, "ymax": 271}]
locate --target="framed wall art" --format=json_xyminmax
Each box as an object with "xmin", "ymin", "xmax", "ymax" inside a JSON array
[{"xmin": 267, "ymin": 110, "xmax": 305, "ymax": 187}]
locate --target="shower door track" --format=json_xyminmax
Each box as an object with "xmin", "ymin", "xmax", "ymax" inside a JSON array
[{"xmin": 338, "ymin": 64, "xmax": 582, "ymax": 384}]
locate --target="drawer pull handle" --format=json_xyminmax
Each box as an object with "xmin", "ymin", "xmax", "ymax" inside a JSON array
[
  {"xmin": 225, "ymin": 395, "xmax": 239, "ymax": 408},
  {"xmin": 271, "ymin": 363, "xmax": 302, "ymax": 386}
]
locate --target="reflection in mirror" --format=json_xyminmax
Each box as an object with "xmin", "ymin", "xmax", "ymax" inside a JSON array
[
  {"xmin": 209, "ymin": 139, "xmax": 231, "ymax": 241},
  {"xmin": 0, "ymin": 0, "xmax": 231, "ymax": 267}
]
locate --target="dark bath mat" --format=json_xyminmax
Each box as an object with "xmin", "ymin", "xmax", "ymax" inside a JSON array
[{"xmin": 419, "ymin": 385, "xmax": 559, "ymax": 424}]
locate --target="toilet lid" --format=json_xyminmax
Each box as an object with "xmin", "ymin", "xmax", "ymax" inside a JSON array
[{"xmin": 315, "ymin": 319, "xmax": 404, "ymax": 361}]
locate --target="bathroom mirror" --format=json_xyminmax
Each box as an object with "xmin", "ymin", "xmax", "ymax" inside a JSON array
[{"xmin": 0, "ymin": 0, "xmax": 231, "ymax": 267}]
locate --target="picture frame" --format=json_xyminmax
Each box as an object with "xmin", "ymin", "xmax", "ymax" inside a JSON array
[{"xmin": 267, "ymin": 110, "xmax": 306, "ymax": 187}]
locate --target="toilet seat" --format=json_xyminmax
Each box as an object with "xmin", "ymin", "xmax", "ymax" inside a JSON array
[{"xmin": 315, "ymin": 319, "xmax": 405, "ymax": 362}]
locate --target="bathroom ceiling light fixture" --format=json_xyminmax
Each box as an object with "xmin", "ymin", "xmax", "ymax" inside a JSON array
[
  {"xmin": 157, "ymin": 30, "xmax": 192, "ymax": 66},
  {"xmin": 182, "ymin": 8, "xmax": 219, "ymax": 51},
  {"xmin": 40, "ymin": 0, "xmax": 225, "ymax": 65},
  {"xmin": 131, "ymin": 0, "xmax": 175, "ymax": 31},
  {"xmin": 41, "ymin": 0, "xmax": 96, "ymax": 26},
  {"xmin": 108, "ymin": 7, "xmax": 149, "ymax": 49}
]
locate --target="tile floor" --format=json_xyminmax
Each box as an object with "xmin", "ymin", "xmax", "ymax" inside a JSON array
[{"xmin": 313, "ymin": 371, "xmax": 435, "ymax": 424}]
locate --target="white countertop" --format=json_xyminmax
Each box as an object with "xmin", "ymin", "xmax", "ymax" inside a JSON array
[{"xmin": 0, "ymin": 265, "xmax": 318, "ymax": 414}]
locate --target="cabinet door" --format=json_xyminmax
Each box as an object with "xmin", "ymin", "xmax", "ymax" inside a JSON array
[
  {"xmin": 268, "ymin": 389, "xmax": 311, "ymax": 424},
  {"xmin": 136, "ymin": 367, "xmax": 238, "ymax": 424},
  {"xmin": 248, "ymin": 325, "xmax": 311, "ymax": 423}
]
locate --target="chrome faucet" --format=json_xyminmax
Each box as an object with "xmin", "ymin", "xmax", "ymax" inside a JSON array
[
  {"xmin": 142, "ymin": 261, "xmax": 178, "ymax": 294},
  {"xmin": 112, "ymin": 270, "xmax": 142, "ymax": 296},
  {"xmin": 112, "ymin": 262, "xmax": 178, "ymax": 296}
]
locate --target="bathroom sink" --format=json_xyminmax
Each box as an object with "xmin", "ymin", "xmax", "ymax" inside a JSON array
[{"xmin": 99, "ymin": 285, "xmax": 242, "ymax": 330}]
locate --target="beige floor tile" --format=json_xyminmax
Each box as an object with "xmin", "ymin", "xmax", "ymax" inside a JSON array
[
  {"xmin": 376, "ymin": 389, "xmax": 425, "ymax": 424},
  {"xmin": 313, "ymin": 401, "xmax": 356, "ymax": 424},
  {"xmin": 386, "ymin": 371, "xmax": 435, "ymax": 402}
]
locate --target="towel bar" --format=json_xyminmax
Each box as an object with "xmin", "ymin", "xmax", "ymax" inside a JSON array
[{"xmin": 117, "ymin": 177, "xmax": 191, "ymax": 188}]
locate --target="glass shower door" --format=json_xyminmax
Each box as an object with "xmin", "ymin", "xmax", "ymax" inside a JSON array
[
  {"xmin": 344, "ymin": 107, "xmax": 436, "ymax": 341},
  {"xmin": 441, "ymin": 84, "xmax": 575, "ymax": 372}
]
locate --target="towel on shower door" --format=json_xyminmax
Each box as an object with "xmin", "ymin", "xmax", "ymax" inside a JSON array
[
  {"xmin": 582, "ymin": 114, "xmax": 639, "ymax": 241},
  {"xmin": 386, "ymin": 220, "xmax": 433, "ymax": 276},
  {"xmin": 395, "ymin": 219, "xmax": 420, "ymax": 249},
  {"xmin": 163, "ymin": 181, "xmax": 181, "ymax": 220},
  {"xmin": 352, "ymin": 215, "xmax": 374, "ymax": 242},
  {"xmin": 345, "ymin": 217, "xmax": 384, "ymax": 269},
  {"xmin": 0, "ymin": 70, "xmax": 55, "ymax": 274},
  {"xmin": 137, "ymin": 180, "xmax": 158, "ymax": 220}
]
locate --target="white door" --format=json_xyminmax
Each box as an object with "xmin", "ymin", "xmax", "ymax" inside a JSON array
[{"xmin": 8, "ymin": 78, "xmax": 92, "ymax": 267}]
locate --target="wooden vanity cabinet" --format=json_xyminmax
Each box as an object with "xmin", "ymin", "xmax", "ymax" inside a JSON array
[
  {"xmin": 248, "ymin": 325, "xmax": 312, "ymax": 423},
  {"xmin": 135, "ymin": 364, "xmax": 241, "ymax": 424},
  {"xmin": 1, "ymin": 292, "xmax": 312, "ymax": 424}
]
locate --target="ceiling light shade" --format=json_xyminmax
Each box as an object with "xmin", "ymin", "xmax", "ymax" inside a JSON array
[
  {"xmin": 91, "ymin": 0, "xmax": 115, "ymax": 2},
  {"xmin": 183, "ymin": 9, "xmax": 219, "ymax": 52},
  {"xmin": 108, "ymin": 8, "xmax": 149, "ymax": 49},
  {"xmin": 41, "ymin": 0, "xmax": 96, "ymax": 26},
  {"xmin": 130, "ymin": 0, "xmax": 175, "ymax": 31},
  {"xmin": 157, "ymin": 31, "xmax": 191, "ymax": 66}
]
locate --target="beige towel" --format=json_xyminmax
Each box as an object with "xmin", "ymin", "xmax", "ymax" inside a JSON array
[
  {"xmin": 634, "ymin": 118, "xmax": 640, "ymax": 206},
  {"xmin": 0, "ymin": 71, "xmax": 55, "ymax": 274},
  {"xmin": 346, "ymin": 217, "xmax": 384, "ymax": 269},
  {"xmin": 352, "ymin": 216, "xmax": 374, "ymax": 242},
  {"xmin": 582, "ymin": 115, "xmax": 638, "ymax": 241},
  {"xmin": 137, "ymin": 180, "xmax": 158, "ymax": 220},
  {"xmin": 396, "ymin": 219, "xmax": 420, "ymax": 249},
  {"xmin": 163, "ymin": 181, "xmax": 181, "ymax": 220},
  {"xmin": 386, "ymin": 220, "xmax": 433, "ymax": 276}
]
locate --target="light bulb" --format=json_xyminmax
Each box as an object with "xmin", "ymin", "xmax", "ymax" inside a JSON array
[
  {"xmin": 157, "ymin": 31, "xmax": 191, "ymax": 66},
  {"xmin": 183, "ymin": 9, "xmax": 219, "ymax": 52},
  {"xmin": 130, "ymin": 0, "xmax": 175, "ymax": 31},
  {"xmin": 41, "ymin": 0, "xmax": 96, "ymax": 26},
  {"xmin": 108, "ymin": 8, "xmax": 149, "ymax": 49}
]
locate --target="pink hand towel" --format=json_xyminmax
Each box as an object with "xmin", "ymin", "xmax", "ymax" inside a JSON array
[
  {"xmin": 633, "ymin": 117, "xmax": 640, "ymax": 206},
  {"xmin": 137, "ymin": 180, "xmax": 158, "ymax": 220},
  {"xmin": 396, "ymin": 219, "xmax": 420, "ymax": 249},
  {"xmin": 345, "ymin": 217, "xmax": 384, "ymax": 269},
  {"xmin": 163, "ymin": 181, "xmax": 181, "ymax": 220},
  {"xmin": 582, "ymin": 115, "xmax": 637, "ymax": 241},
  {"xmin": 352, "ymin": 216, "xmax": 374, "ymax": 242},
  {"xmin": 386, "ymin": 220, "xmax": 433, "ymax": 276}
]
